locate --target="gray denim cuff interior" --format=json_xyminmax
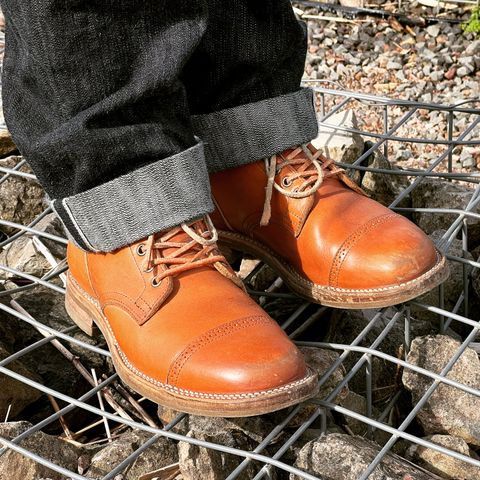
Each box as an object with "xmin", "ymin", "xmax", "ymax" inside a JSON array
[
  {"xmin": 52, "ymin": 142, "xmax": 213, "ymax": 252},
  {"xmin": 192, "ymin": 88, "xmax": 319, "ymax": 173}
]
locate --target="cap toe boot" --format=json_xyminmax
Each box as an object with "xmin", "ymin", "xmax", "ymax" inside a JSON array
[
  {"xmin": 210, "ymin": 145, "xmax": 449, "ymax": 308},
  {"xmin": 65, "ymin": 218, "xmax": 318, "ymax": 416}
]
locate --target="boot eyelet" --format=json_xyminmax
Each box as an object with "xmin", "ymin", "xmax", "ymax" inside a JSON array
[
  {"xmin": 136, "ymin": 244, "xmax": 147, "ymax": 256},
  {"xmin": 281, "ymin": 176, "xmax": 292, "ymax": 188},
  {"xmin": 151, "ymin": 278, "xmax": 161, "ymax": 287}
]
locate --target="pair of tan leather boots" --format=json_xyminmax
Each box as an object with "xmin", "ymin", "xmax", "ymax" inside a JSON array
[{"xmin": 65, "ymin": 145, "xmax": 448, "ymax": 417}]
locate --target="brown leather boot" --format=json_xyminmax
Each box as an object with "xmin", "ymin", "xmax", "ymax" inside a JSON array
[
  {"xmin": 65, "ymin": 217, "xmax": 318, "ymax": 417},
  {"xmin": 210, "ymin": 144, "xmax": 449, "ymax": 309}
]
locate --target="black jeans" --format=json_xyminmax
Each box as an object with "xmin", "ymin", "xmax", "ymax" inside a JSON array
[{"xmin": 1, "ymin": 0, "xmax": 318, "ymax": 251}]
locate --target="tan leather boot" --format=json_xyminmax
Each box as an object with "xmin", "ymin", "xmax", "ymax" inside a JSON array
[
  {"xmin": 210, "ymin": 144, "xmax": 449, "ymax": 309},
  {"xmin": 65, "ymin": 217, "xmax": 318, "ymax": 417}
]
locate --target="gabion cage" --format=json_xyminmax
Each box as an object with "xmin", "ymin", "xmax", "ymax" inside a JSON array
[{"xmin": 0, "ymin": 86, "xmax": 479, "ymax": 480}]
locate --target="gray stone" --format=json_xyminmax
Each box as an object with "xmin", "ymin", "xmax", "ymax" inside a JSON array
[
  {"xmin": 411, "ymin": 230, "xmax": 473, "ymax": 324},
  {"xmin": 407, "ymin": 434, "xmax": 480, "ymax": 480},
  {"xmin": 430, "ymin": 70, "xmax": 444, "ymax": 82},
  {"xmin": 0, "ymin": 156, "xmax": 45, "ymax": 236},
  {"xmin": 411, "ymin": 178, "xmax": 480, "ymax": 249},
  {"xmin": 357, "ymin": 149, "xmax": 411, "ymax": 208},
  {"xmin": 387, "ymin": 61, "xmax": 402, "ymax": 70},
  {"xmin": 0, "ymin": 286, "xmax": 110, "ymax": 427},
  {"xmin": 265, "ymin": 347, "xmax": 348, "ymax": 430},
  {"xmin": 337, "ymin": 392, "xmax": 390, "ymax": 447},
  {"xmin": 457, "ymin": 66, "xmax": 470, "ymax": 77},
  {"xmin": 311, "ymin": 110, "xmax": 364, "ymax": 164},
  {"xmin": 465, "ymin": 40, "xmax": 480, "ymax": 56},
  {"xmin": 300, "ymin": 347, "xmax": 348, "ymax": 402},
  {"xmin": 426, "ymin": 25, "xmax": 441, "ymax": 38},
  {"xmin": 178, "ymin": 415, "xmax": 274, "ymax": 480},
  {"xmin": 339, "ymin": 0, "xmax": 363, "ymax": 6},
  {"xmin": 87, "ymin": 429, "xmax": 178, "ymax": 479},
  {"xmin": 325, "ymin": 309, "xmax": 458, "ymax": 402},
  {"xmin": 0, "ymin": 213, "xmax": 66, "ymax": 281},
  {"xmin": 0, "ymin": 342, "xmax": 43, "ymax": 419},
  {"xmin": 403, "ymin": 335, "xmax": 480, "ymax": 445},
  {"xmin": 291, "ymin": 433, "xmax": 440, "ymax": 479},
  {"xmin": 0, "ymin": 421, "xmax": 83, "ymax": 480}
]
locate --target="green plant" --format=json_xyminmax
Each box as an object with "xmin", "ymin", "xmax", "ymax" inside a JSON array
[{"xmin": 462, "ymin": 5, "xmax": 480, "ymax": 36}]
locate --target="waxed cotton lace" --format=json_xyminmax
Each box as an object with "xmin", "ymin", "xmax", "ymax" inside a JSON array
[
  {"xmin": 141, "ymin": 215, "xmax": 244, "ymax": 289},
  {"xmin": 260, "ymin": 144, "xmax": 344, "ymax": 226}
]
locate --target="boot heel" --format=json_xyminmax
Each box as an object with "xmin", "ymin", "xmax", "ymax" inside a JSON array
[{"xmin": 65, "ymin": 279, "xmax": 98, "ymax": 337}]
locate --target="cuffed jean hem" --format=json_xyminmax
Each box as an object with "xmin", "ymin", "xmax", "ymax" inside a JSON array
[
  {"xmin": 51, "ymin": 142, "xmax": 214, "ymax": 252},
  {"xmin": 191, "ymin": 88, "xmax": 319, "ymax": 173}
]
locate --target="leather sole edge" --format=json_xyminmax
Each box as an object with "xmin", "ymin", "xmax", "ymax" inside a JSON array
[{"xmin": 218, "ymin": 230, "xmax": 450, "ymax": 309}]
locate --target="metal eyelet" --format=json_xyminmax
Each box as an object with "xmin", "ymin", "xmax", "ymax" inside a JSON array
[
  {"xmin": 136, "ymin": 244, "xmax": 146, "ymax": 256},
  {"xmin": 151, "ymin": 277, "xmax": 161, "ymax": 287},
  {"xmin": 281, "ymin": 176, "xmax": 292, "ymax": 188}
]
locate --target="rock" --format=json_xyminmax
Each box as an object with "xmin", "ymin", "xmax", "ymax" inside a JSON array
[
  {"xmin": 339, "ymin": 0, "xmax": 363, "ymax": 6},
  {"xmin": 457, "ymin": 66, "xmax": 470, "ymax": 78},
  {"xmin": 265, "ymin": 347, "xmax": 348, "ymax": 430},
  {"xmin": 0, "ymin": 421, "xmax": 83, "ymax": 480},
  {"xmin": 0, "ymin": 156, "xmax": 45, "ymax": 236},
  {"xmin": 465, "ymin": 39, "xmax": 480, "ymax": 56},
  {"xmin": 445, "ymin": 67, "xmax": 456, "ymax": 80},
  {"xmin": 178, "ymin": 415, "xmax": 276, "ymax": 480},
  {"xmin": 407, "ymin": 434, "xmax": 480, "ymax": 480},
  {"xmin": 87, "ymin": 429, "xmax": 178, "ymax": 479},
  {"xmin": 291, "ymin": 433, "xmax": 440, "ymax": 479},
  {"xmin": 311, "ymin": 110, "xmax": 364, "ymax": 164},
  {"xmin": 247, "ymin": 263, "xmax": 278, "ymax": 291},
  {"xmin": 411, "ymin": 179, "xmax": 480, "ymax": 249},
  {"xmin": 430, "ymin": 70, "xmax": 444, "ymax": 82},
  {"xmin": 300, "ymin": 347, "xmax": 348, "ymax": 402},
  {"xmin": 387, "ymin": 61, "xmax": 402, "ymax": 70},
  {"xmin": 0, "ymin": 213, "xmax": 66, "ymax": 281},
  {"xmin": 0, "ymin": 129, "xmax": 16, "ymax": 157},
  {"xmin": 0, "ymin": 286, "xmax": 110, "ymax": 431},
  {"xmin": 403, "ymin": 335, "xmax": 480, "ymax": 446},
  {"xmin": 358, "ymin": 149, "xmax": 411, "ymax": 208},
  {"xmin": 339, "ymin": 391, "xmax": 370, "ymax": 436},
  {"xmin": 338, "ymin": 388, "xmax": 393, "ymax": 447},
  {"xmin": 16, "ymin": 285, "xmax": 108, "ymax": 368},
  {"xmin": 0, "ymin": 342, "xmax": 43, "ymax": 419},
  {"xmin": 324, "ymin": 309, "xmax": 448, "ymax": 403},
  {"xmin": 411, "ymin": 230, "xmax": 473, "ymax": 324},
  {"xmin": 426, "ymin": 25, "xmax": 441, "ymax": 38}
]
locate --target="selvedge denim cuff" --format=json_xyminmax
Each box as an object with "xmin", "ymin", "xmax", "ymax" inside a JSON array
[
  {"xmin": 192, "ymin": 88, "xmax": 319, "ymax": 173},
  {"xmin": 52, "ymin": 142, "xmax": 214, "ymax": 252}
]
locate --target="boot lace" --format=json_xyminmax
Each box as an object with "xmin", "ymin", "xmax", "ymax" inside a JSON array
[
  {"xmin": 140, "ymin": 215, "xmax": 242, "ymax": 288},
  {"xmin": 260, "ymin": 144, "xmax": 344, "ymax": 226}
]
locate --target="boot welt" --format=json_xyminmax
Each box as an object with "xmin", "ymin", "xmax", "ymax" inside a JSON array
[
  {"xmin": 218, "ymin": 230, "xmax": 450, "ymax": 309},
  {"xmin": 64, "ymin": 274, "xmax": 319, "ymax": 417}
]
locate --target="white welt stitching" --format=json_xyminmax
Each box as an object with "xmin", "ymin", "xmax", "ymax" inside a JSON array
[
  {"xmin": 68, "ymin": 274, "xmax": 314, "ymax": 400},
  {"xmin": 221, "ymin": 231, "xmax": 446, "ymax": 294}
]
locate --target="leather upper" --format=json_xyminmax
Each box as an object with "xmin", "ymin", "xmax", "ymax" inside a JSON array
[
  {"xmin": 67, "ymin": 221, "xmax": 308, "ymax": 394},
  {"xmin": 210, "ymin": 146, "xmax": 438, "ymax": 290}
]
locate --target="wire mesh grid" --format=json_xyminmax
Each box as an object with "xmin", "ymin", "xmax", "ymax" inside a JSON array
[{"xmin": 0, "ymin": 86, "xmax": 479, "ymax": 479}]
